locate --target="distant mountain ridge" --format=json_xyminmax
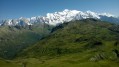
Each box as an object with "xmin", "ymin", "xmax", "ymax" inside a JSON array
[{"xmin": 0, "ymin": 9, "xmax": 119, "ymax": 26}]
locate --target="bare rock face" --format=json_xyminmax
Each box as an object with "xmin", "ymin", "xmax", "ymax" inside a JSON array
[{"xmin": 89, "ymin": 53, "xmax": 106, "ymax": 62}]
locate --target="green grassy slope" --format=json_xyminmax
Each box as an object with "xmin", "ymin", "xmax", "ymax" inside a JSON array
[
  {"xmin": 0, "ymin": 53, "xmax": 119, "ymax": 67},
  {"xmin": 0, "ymin": 19, "xmax": 119, "ymax": 67},
  {"xmin": 20, "ymin": 19, "xmax": 119, "ymax": 58},
  {"xmin": 0, "ymin": 23, "xmax": 53, "ymax": 59},
  {"xmin": 13, "ymin": 19, "xmax": 119, "ymax": 67}
]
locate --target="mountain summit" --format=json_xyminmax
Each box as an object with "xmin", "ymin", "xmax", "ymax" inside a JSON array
[{"xmin": 0, "ymin": 9, "xmax": 119, "ymax": 26}]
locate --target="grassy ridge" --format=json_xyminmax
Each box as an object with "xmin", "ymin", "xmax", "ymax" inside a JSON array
[
  {"xmin": 19, "ymin": 19, "xmax": 119, "ymax": 58},
  {"xmin": 18, "ymin": 19, "xmax": 119, "ymax": 67},
  {"xmin": 0, "ymin": 19, "xmax": 119, "ymax": 67}
]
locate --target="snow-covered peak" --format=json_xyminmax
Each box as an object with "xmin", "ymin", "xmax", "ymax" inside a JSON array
[
  {"xmin": 45, "ymin": 9, "xmax": 101, "ymax": 25},
  {"xmin": 85, "ymin": 11, "xmax": 100, "ymax": 19},
  {"xmin": 98, "ymin": 13, "xmax": 115, "ymax": 17},
  {"xmin": 1, "ymin": 9, "xmax": 118, "ymax": 26}
]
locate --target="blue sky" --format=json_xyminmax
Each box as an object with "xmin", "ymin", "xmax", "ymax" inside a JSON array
[{"xmin": 0, "ymin": 0, "xmax": 119, "ymax": 20}]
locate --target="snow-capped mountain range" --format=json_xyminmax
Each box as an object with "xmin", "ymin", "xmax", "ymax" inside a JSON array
[{"xmin": 0, "ymin": 9, "xmax": 119, "ymax": 26}]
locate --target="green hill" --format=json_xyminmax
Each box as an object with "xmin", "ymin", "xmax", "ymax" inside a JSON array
[
  {"xmin": 0, "ymin": 23, "xmax": 53, "ymax": 59},
  {"xmin": 19, "ymin": 19, "xmax": 119, "ymax": 57},
  {"xmin": 0, "ymin": 19, "xmax": 119, "ymax": 67},
  {"xmin": 16, "ymin": 19, "xmax": 119, "ymax": 67}
]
